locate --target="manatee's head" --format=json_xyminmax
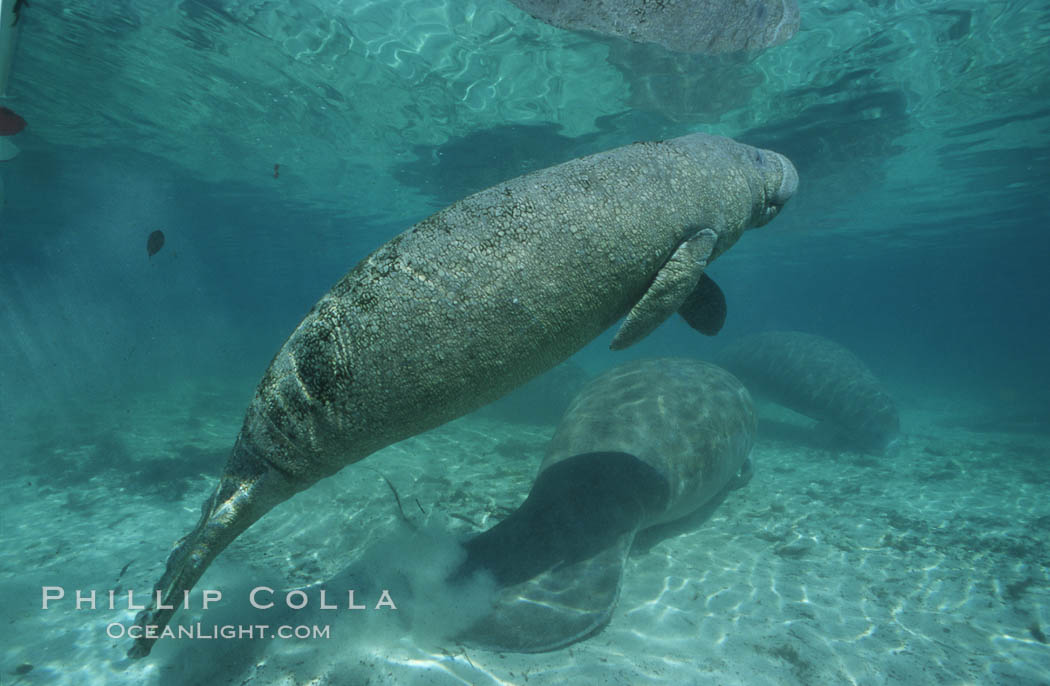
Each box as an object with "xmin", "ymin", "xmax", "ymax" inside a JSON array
[
  {"xmin": 852, "ymin": 392, "xmax": 901, "ymax": 456},
  {"xmin": 747, "ymin": 146, "xmax": 798, "ymax": 228},
  {"xmin": 670, "ymin": 133, "xmax": 797, "ymax": 258},
  {"xmin": 678, "ymin": 134, "xmax": 797, "ymax": 229}
]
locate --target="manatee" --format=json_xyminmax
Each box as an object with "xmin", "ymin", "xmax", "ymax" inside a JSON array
[
  {"xmin": 128, "ymin": 133, "xmax": 796, "ymax": 658},
  {"xmin": 508, "ymin": 0, "xmax": 800, "ymax": 54},
  {"xmin": 453, "ymin": 358, "xmax": 756, "ymax": 652},
  {"xmin": 718, "ymin": 330, "xmax": 899, "ymax": 453}
]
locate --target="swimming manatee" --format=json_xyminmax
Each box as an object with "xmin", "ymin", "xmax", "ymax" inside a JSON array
[
  {"xmin": 127, "ymin": 133, "xmax": 796, "ymax": 658},
  {"xmin": 453, "ymin": 358, "xmax": 756, "ymax": 652},
  {"xmin": 718, "ymin": 330, "xmax": 900, "ymax": 453}
]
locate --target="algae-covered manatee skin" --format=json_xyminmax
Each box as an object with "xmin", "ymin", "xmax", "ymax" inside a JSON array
[{"xmin": 236, "ymin": 134, "xmax": 795, "ymax": 486}]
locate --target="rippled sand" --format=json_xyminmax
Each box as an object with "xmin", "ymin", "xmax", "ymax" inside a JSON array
[{"xmin": 1, "ymin": 380, "xmax": 1047, "ymax": 685}]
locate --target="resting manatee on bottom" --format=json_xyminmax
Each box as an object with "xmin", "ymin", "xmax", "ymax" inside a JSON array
[
  {"xmin": 128, "ymin": 134, "xmax": 796, "ymax": 658},
  {"xmin": 452, "ymin": 358, "xmax": 756, "ymax": 652},
  {"xmin": 717, "ymin": 330, "xmax": 900, "ymax": 453}
]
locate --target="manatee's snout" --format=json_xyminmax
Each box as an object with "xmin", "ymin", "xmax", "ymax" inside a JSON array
[
  {"xmin": 770, "ymin": 151, "xmax": 798, "ymax": 206},
  {"xmin": 750, "ymin": 148, "xmax": 797, "ymax": 226}
]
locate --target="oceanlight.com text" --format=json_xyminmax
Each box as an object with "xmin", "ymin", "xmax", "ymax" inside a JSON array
[{"xmin": 107, "ymin": 622, "xmax": 331, "ymax": 642}]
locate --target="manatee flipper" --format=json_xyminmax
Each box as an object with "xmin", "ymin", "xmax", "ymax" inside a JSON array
[
  {"xmin": 610, "ymin": 229, "xmax": 718, "ymax": 350},
  {"xmin": 678, "ymin": 272, "xmax": 727, "ymax": 336}
]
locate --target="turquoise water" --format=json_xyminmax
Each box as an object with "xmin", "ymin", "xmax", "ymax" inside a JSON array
[{"xmin": 1, "ymin": 2, "xmax": 1048, "ymax": 684}]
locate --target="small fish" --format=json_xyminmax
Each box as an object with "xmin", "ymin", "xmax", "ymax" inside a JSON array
[
  {"xmin": 0, "ymin": 107, "xmax": 26, "ymax": 136},
  {"xmin": 13, "ymin": 663, "xmax": 33, "ymax": 675},
  {"xmin": 273, "ymin": 163, "xmax": 280, "ymax": 179},
  {"xmin": 146, "ymin": 230, "xmax": 165, "ymax": 258}
]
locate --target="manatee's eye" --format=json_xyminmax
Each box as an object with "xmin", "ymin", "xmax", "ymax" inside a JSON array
[{"xmin": 753, "ymin": 150, "xmax": 766, "ymax": 166}]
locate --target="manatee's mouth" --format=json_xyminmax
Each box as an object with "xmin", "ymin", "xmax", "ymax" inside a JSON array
[
  {"xmin": 772, "ymin": 152, "xmax": 799, "ymax": 206},
  {"xmin": 748, "ymin": 148, "xmax": 798, "ymax": 227}
]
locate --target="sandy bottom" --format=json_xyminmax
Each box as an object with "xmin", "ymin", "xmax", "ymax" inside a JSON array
[{"xmin": 1, "ymin": 376, "xmax": 1048, "ymax": 685}]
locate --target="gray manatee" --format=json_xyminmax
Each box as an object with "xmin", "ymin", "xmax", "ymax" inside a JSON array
[
  {"xmin": 128, "ymin": 133, "xmax": 796, "ymax": 658},
  {"xmin": 718, "ymin": 330, "xmax": 899, "ymax": 453},
  {"xmin": 454, "ymin": 358, "xmax": 756, "ymax": 652},
  {"xmin": 508, "ymin": 0, "xmax": 800, "ymax": 54}
]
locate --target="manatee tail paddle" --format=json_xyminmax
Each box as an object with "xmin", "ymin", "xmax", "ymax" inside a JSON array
[
  {"xmin": 127, "ymin": 452, "xmax": 298, "ymax": 659},
  {"xmin": 451, "ymin": 451, "xmax": 670, "ymax": 652}
]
